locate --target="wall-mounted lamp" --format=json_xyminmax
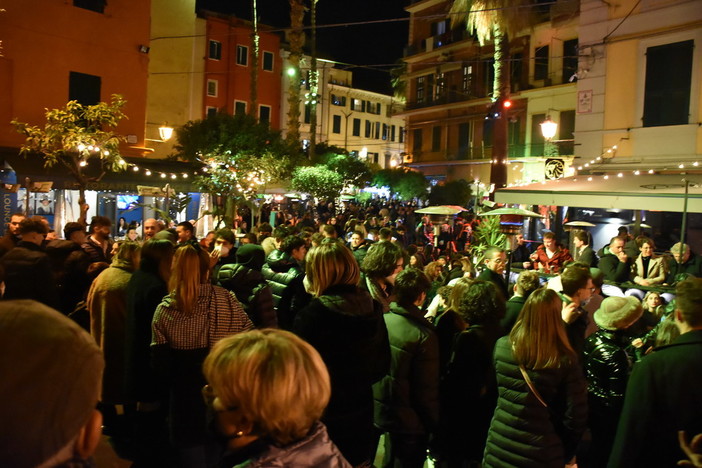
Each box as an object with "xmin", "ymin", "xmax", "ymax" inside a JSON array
[
  {"xmin": 540, "ymin": 115, "xmax": 558, "ymax": 140},
  {"xmin": 158, "ymin": 125, "xmax": 174, "ymax": 141}
]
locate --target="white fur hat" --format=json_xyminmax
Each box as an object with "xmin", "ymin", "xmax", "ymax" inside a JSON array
[{"xmin": 594, "ymin": 296, "xmax": 643, "ymax": 331}]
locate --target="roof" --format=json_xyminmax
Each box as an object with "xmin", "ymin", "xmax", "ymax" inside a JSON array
[{"xmin": 495, "ymin": 174, "xmax": 702, "ymax": 213}]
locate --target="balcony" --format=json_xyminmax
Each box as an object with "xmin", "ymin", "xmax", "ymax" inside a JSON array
[{"xmin": 404, "ymin": 29, "xmax": 469, "ymax": 57}]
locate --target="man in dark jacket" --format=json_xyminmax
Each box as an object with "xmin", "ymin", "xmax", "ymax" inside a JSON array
[
  {"xmin": 0, "ymin": 217, "xmax": 57, "ymax": 307},
  {"xmin": 0, "ymin": 213, "xmax": 25, "ymax": 257},
  {"xmin": 501, "ymin": 270, "xmax": 540, "ymax": 333},
  {"xmin": 82, "ymin": 216, "xmax": 112, "ymax": 267},
  {"xmin": 599, "ymin": 236, "xmax": 633, "ymax": 285},
  {"xmin": 609, "ymin": 278, "xmax": 702, "ymax": 467},
  {"xmin": 559, "ymin": 263, "xmax": 594, "ymax": 356},
  {"xmin": 477, "ymin": 246, "xmax": 508, "ymax": 299},
  {"xmin": 46, "ymin": 222, "xmax": 92, "ymax": 314},
  {"xmin": 665, "ymin": 242, "xmax": 702, "ymax": 284},
  {"xmin": 373, "ymin": 268, "xmax": 439, "ymax": 468},
  {"xmin": 262, "ymin": 235, "xmax": 310, "ymax": 329},
  {"xmin": 217, "ymin": 243, "xmax": 277, "ymax": 328},
  {"xmin": 349, "ymin": 230, "xmax": 370, "ymax": 266}
]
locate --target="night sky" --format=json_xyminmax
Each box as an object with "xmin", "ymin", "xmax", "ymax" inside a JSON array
[{"xmin": 198, "ymin": 0, "xmax": 409, "ymax": 94}]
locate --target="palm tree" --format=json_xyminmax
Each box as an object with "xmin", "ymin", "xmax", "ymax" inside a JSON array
[
  {"xmin": 450, "ymin": 0, "xmax": 530, "ymax": 191},
  {"xmin": 286, "ymin": 0, "xmax": 305, "ymax": 147}
]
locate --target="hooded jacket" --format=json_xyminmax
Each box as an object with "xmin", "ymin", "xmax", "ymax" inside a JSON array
[{"xmin": 262, "ymin": 249, "xmax": 309, "ymax": 329}]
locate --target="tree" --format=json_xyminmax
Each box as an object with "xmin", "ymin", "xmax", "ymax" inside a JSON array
[
  {"xmin": 428, "ymin": 179, "xmax": 472, "ymax": 206},
  {"xmin": 175, "ymin": 112, "xmax": 300, "ymax": 225},
  {"xmin": 286, "ymin": 0, "xmax": 305, "ymax": 147},
  {"xmin": 12, "ymin": 94, "xmax": 128, "ymax": 207},
  {"xmin": 320, "ymin": 152, "xmax": 372, "ymax": 189},
  {"xmin": 450, "ymin": 0, "xmax": 530, "ymax": 192},
  {"xmin": 372, "ymin": 167, "xmax": 429, "ymax": 200},
  {"xmin": 291, "ymin": 165, "xmax": 344, "ymax": 201}
]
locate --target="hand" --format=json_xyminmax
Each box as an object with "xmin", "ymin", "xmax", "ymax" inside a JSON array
[
  {"xmin": 561, "ymin": 302, "xmax": 580, "ymax": 324},
  {"xmin": 209, "ymin": 249, "xmax": 220, "ymax": 270},
  {"xmin": 523, "ymin": 261, "xmax": 531, "ymax": 269},
  {"xmin": 80, "ymin": 203, "xmax": 89, "ymax": 213},
  {"xmin": 530, "ymin": 252, "xmax": 539, "ymax": 262},
  {"xmin": 678, "ymin": 431, "xmax": 702, "ymax": 467},
  {"xmin": 618, "ymin": 251, "xmax": 629, "ymax": 263}
]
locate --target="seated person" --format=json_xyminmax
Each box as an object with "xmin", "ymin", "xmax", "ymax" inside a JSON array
[
  {"xmin": 529, "ymin": 231, "xmax": 573, "ymax": 274},
  {"xmin": 572, "ymin": 230, "xmax": 597, "ymax": 267},
  {"xmin": 599, "ymin": 236, "xmax": 634, "ymax": 296},
  {"xmin": 665, "ymin": 242, "xmax": 702, "ymax": 285}
]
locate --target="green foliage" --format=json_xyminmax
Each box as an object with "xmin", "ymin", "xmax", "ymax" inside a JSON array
[
  {"xmin": 321, "ymin": 153, "xmax": 372, "ymax": 188},
  {"xmin": 469, "ymin": 215, "xmax": 508, "ymax": 265},
  {"xmin": 428, "ymin": 179, "xmax": 472, "ymax": 206},
  {"xmin": 11, "ymin": 94, "xmax": 128, "ymax": 194},
  {"xmin": 175, "ymin": 112, "xmax": 301, "ymax": 200},
  {"xmin": 372, "ymin": 168, "xmax": 429, "ymax": 200},
  {"xmin": 291, "ymin": 166, "xmax": 344, "ymax": 201}
]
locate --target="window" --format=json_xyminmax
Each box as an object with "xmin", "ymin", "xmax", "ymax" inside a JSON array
[
  {"xmin": 333, "ymin": 115, "xmax": 342, "ymax": 134},
  {"xmin": 207, "ymin": 80, "xmax": 218, "ymax": 97},
  {"xmin": 462, "ymin": 65, "xmax": 473, "ymax": 95},
  {"xmin": 352, "ymin": 118, "xmax": 361, "ymax": 136},
  {"xmin": 365, "ymin": 120, "xmax": 371, "ymax": 138},
  {"xmin": 431, "ymin": 20, "xmax": 447, "ymax": 36},
  {"xmin": 262, "ymin": 51, "xmax": 274, "ymax": 71},
  {"xmin": 382, "ymin": 124, "xmax": 388, "ymax": 141},
  {"xmin": 432, "ymin": 126, "xmax": 441, "ymax": 151},
  {"xmin": 73, "ymin": 0, "xmax": 104, "ymax": 13},
  {"xmin": 483, "ymin": 59, "xmax": 494, "ymax": 97},
  {"xmin": 435, "ymin": 73, "xmax": 446, "ymax": 100},
  {"xmin": 643, "ymin": 40, "xmax": 693, "ymax": 127},
  {"xmin": 259, "ymin": 105, "xmax": 271, "ymax": 125},
  {"xmin": 209, "ymin": 40, "xmax": 222, "ymax": 60},
  {"xmin": 206, "ymin": 107, "xmax": 218, "ymax": 118},
  {"xmin": 304, "ymin": 103, "xmax": 311, "ymax": 124},
  {"xmin": 559, "ymin": 110, "xmax": 576, "ymax": 154},
  {"xmin": 375, "ymin": 122, "xmax": 381, "ymax": 139},
  {"xmin": 234, "ymin": 101, "xmax": 247, "ymax": 115},
  {"xmin": 331, "ymin": 94, "xmax": 347, "ymax": 107},
  {"xmin": 236, "ymin": 45, "xmax": 248, "ymax": 66},
  {"xmin": 69, "ymin": 71, "xmax": 101, "ymax": 105},
  {"xmin": 511, "ymin": 53, "xmax": 523, "ymax": 92},
  {"xmin": 458, "ymin": 122, "xmax": 472, "ymax": 159},
  {"xmin": 534, "ymin": 45, "xmax": 549, "ymax": 81},
  {"xmin": 413, "ymin": 129, "xmax": 423, "ymax": 152},
  {"xmin": 562, "ymin": 39, "xmax": 578, "ymax": 83},
  {"xmin": 417, "ymin": 76, "xmax": 426, "ymax": 104},
  {"xmin": 399, "ymin": 127, "xmax": 405, "ymax": 143}
]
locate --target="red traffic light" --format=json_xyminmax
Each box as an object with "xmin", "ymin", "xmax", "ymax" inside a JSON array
[{"xmin": 503, "ymin": 99, "xmax": 512, "ymax": 108}]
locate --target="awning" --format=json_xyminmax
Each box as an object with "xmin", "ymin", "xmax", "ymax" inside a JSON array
[{"xmin": 495, "ymin": 174, "xmax": 702, "ymax": 213}]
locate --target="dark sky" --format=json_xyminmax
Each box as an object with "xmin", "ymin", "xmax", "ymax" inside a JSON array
[{"xmin": 198, "ymin": 0, "xmax": 409, "ymax": 94}]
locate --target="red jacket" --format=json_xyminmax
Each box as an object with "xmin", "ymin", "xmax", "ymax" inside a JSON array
[{"xmin": 532, "ymin": 244, "xmax": 573, "ymax": 274}]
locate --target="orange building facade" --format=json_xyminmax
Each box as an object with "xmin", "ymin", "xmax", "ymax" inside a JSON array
[
  {"xmin": 0, "ymin": 0, "xmax": 150, "ymax": 155},
  {"xmin": 203, "ymin": 13, "xmax": 282, "ymax": 128}
]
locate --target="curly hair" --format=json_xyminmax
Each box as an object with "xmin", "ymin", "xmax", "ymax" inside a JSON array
[
  {"xmin": 361, "ymin": 241, "xmax": 402, "ymax": 279},
  {"xmin": 452, "ymin": 280, "xmax": 505, "ymax": 325}
]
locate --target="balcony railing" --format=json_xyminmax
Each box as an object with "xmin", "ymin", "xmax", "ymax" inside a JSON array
[{"xmin": 404, "ymin": 29, "xmax": 469, "ymax": 57}]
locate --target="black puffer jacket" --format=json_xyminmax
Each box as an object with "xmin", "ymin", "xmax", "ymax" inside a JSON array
[
  {"xmin": 262, "ymin": 250, "xmax": 309, "ymax": 329},
  {"xmin": 584, "ymin": 329, "xmax": 631, "ymax": 411},
  {"xmin": 217, "ymin": 263, "xmax": 277, "ymax": 328},
  {"xmin": 294, "ymin": 284, "xmax": 390, "ymax": 466},
  {"xmin": 483, "ymin": 336, "xmax": 588, "ymax": 468}
]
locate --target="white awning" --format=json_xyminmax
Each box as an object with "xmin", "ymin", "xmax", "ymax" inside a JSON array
[{"xmin": 495, "ymin": 174, "xmax": 702, "ymax": 213}]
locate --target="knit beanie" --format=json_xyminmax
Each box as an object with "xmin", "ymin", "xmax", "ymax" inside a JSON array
[
  {"xmin": 0, "ymin": 300, "xmax": 104, "ymax": 467},
  {"xmin": 236, "ymin": 243, "xmax": 266, "ymax": 271}
]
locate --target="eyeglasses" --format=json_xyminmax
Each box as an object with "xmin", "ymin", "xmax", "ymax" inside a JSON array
[{"xmin": 202, "ymin": 385, "xmax": 238, "ymax": 413}]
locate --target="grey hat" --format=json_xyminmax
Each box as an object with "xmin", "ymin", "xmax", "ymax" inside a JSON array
[
  {"xmin": 0, "ymin": 300, "xmax": 104, "ymax": 467},
  {"xmin": 594, "ymin": 296, "xmax": 643, "ymax": 331}
]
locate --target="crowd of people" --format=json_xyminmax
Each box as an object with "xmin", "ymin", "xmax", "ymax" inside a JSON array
[{"xmin": 0, "ymin": 202, "xmax": 701, "ymax": 468}]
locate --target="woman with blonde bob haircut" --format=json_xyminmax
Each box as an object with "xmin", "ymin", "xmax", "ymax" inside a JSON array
[
  {"xmin": 483, "ymin": 288, "xmax": 588, "ymax": 468},
  {"xmin": 202, "ymin": 329, "xmax": 351, "ymax": 466},
  {"xmin": 294, "ymin": 241, "xmax": 390, "ymax": 466}
]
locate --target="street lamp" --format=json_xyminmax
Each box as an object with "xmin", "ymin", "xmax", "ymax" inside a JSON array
[
  {"xmin": 158, "ymin": 125, "xmax": 174, "ymax": 141},
  {"xmin": 540, "ymin": 115, "xmax": 558, "ymax": 140}
]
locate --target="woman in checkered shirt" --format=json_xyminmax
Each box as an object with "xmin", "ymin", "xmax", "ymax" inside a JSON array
[{"xmin": 152, "ymin": 243, "xmax": 254, "ymax": 468}]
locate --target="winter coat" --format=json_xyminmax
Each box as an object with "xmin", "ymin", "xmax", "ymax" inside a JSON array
[
  {"xmin": 477, "ymin": 268, "xmax": 508, "ymax": 300},
  {"xmin": 262, "ymin": 250, "xmax": 309, "ymax": 329},
  {"xmin": 501, "ymin": 295, "xmax": 526, "ymax": 333},
  {"xmin": 87, "ymin": 261, "xmax": 134, "ymax": 404},
  {"xmin": 45, "ymin": 239, "xmax": 92, "ymax": 314},
  {"xmin": 228, "ymin": 421, "xmax": 351, "ymax": 468},
  {"xmin": 632, "ymin": 254, "xmax": 667, "ymax": 285},
  {"xmin": 483, "ymin": 336, "xmax": 588, "ymax": 468},
  {"xmin": 438, "ymin": 320, "xmax": 501, "ymax": 461},
  {"xmin": 599, "ymin": 253, "xmax": 633, "ymax": 284},
  {"xmin": 81, "ymin": 235, "xmax": 112, "ymax": 264},
  {"xmin": 531, "ymin": 244, "xmax": 573, "ymax": 274},
  {"xmin": 0, "ymin": 241, "xmax": 58, "ymax": 308},
  {"xmin": 293, "ymin": 284, "xmax": 390, "ymax": 466},
  {"xmin": 583, "ymin": 328, "xmax": 632, "ymax": 467},
  {"xmin": 124, "ymin": 269, "xmax": 167, "ymax": 403},
  {"xmin": 608, "ymin": 330, "xmax": 702, "ymax": 468},
  {"xmin": 573, "ymin": 245, "xmax": 597, "ymax": 267},
  {"xmin": 665, "ymin": 252, "xmax": 702, "ymax": 284},
  {"xmin": 218, "ymin": 263, "xmax": 277, "ymax": 328},
  {"xmin": 151, "ymin": 284, "xmax": 253, "ymax": 445},
  {"xmin": 373, "ymin": 302, "xmax": 439, "ymax": 435}
]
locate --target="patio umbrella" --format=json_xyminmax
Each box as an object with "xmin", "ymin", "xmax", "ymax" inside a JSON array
[
  {"xmin": 415, "ymin": 205, "xmax": 467, "ymax": 215},
  {"xmin": 478, "ymin": 207, "xmax": 544, "ymax": 218},
  {"xmin": 564, "ymin": 221, "xmax": 596, "ymax": 227}
]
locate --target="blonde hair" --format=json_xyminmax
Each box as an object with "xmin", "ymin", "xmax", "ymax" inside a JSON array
[
  {"xmin": 305, "ymin": 242, "xmax": 359, "ymax": 297},
  {"xmin": 169, "ymin": 244, "xmax": 210, "ymax": 315},
  {"xmin": 203, "ymin": 329, "xmax": 330, "ymax": 445},
  {"xmin": 510, "ymin": 288, "xmax": 574, "ymax": 369}
]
